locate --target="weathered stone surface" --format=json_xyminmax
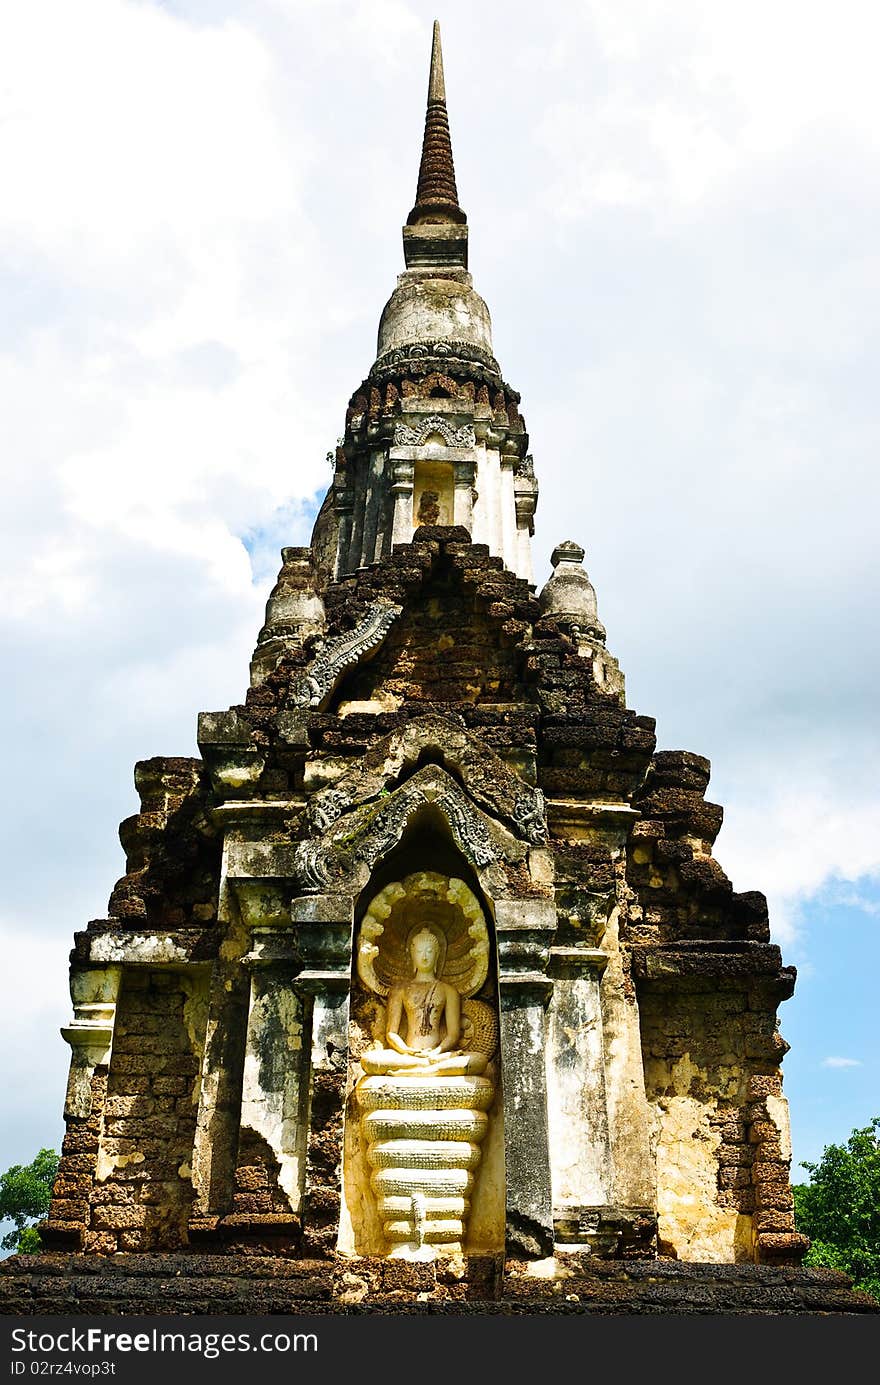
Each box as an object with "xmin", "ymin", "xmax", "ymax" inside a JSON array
[{"xmin": 1, "ymin": 1252, "xmax": 875, "ymax": 1315}]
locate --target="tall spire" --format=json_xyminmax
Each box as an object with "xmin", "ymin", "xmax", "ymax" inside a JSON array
[{"xmin": 407, "ymin": 21, "xmax": 466, "ymax": 226}]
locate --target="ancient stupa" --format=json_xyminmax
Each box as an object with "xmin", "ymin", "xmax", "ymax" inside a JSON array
[{"xmin": 6, "ymin": 22, "xmax": 871, "ymax": 1315}]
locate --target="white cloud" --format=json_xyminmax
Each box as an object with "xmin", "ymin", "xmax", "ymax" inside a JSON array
[
  {"xmin": 821, "ymin": 1057, "xmax": 863, "ymax": 1069},
  {"xmin": 712, "ymin": 782, "xmax": 880, "ymax": 948},
  {"xmin": 0, "ymin": 0, "xmax": 336, "ymax": 638},
  {"xmin": 1, "ymin": 2, "xmax": 299, "ymax": 267},
  {"xmin": 0, "ymin": 921, "xmax": 69, "ymax": 1030},
  {"xmin": 0, "ymin": 1, "xmax": 342, "ymax": 1166},
  {"xmin": 832, "ymin": 890, "xmax": 880, "ymax": 918},
  {"xmin": 533, "ymin": 0, "xmax": 880, "ymax": 221},
  {"xmin": 0, "ymin": 920, "xmax": 69, "ymax": 1165}
]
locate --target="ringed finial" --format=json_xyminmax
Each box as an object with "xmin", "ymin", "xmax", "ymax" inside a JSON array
[{"xmin": 407, "ymin": 21, "xmax": 466, "ymax": 227}]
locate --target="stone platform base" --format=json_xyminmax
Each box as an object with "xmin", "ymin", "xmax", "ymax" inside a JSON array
[{"xmin": 1, "ymin": 1253, "xmax": 877, "ymax": 1315}]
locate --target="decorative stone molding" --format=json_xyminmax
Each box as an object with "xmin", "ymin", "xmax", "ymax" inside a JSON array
[
  {"xmin": 292, "ymin": 839, "xmax": 345, "ymax": 894},
  {"xmin": 552, "ymin": 1205, "xmax": 657, "ymax": 1257},
  {"xmin": 547, "ymin": 945, "xmax": 609, "ymax": 977},
  {"xmin": 288, "ymin": 601, "xmax": 402, "ymax": 711},
  {"xmin": 390, "ymin": 459, "xmax": 415, "ymax": 487},
  {"xmin": 307, "ymin": 786, "xmax": 350, "ymax": 836},
  {"xmin": 197, "ymin": 708, "xmax": 267, "ymax": 796},
  {"xmin": 393, "ymin": 415, "xmax": 476, "ymax": 448},
  {"xmin": 60, "ymin": 966, "xmax": 122, "ymax": 1118},
  {"xmin": 307, "ymin": 714, "xmax": 547, "ymax": 849},
  {"xmin": 375, "ymin": 339, "xmax": 500, "ymax": 374},
  {"xmin": 494, "ymin": 898, "xmax": 556, "ymax": 989},
  {"xmin": 513, "ymin": 788, "xmax": 548, "ymax": 845},
  {"xmin": 356, "ymin": 768, "xmax": 496, "ymax": 868},
  {"xmin": 294, "ymin": 765, "xmax": 504, "ymax": 900}
]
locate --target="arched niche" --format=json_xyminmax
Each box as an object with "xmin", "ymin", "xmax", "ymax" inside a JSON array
[
  {"xmin": 413, "ymin": 457, "xmax": 455, "ymax": 526},
  {"xmin": 337, "ymin": 804, "xmax": 506, "ymax": 1258}
]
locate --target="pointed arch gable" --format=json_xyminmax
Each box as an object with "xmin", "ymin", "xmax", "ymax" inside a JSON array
[
  {"xmin": 307, "ymin": 713, "xmax": 547, "ymax": 848},
  {"xmin": 292, "ymin": 762, "xmax": 534, "ymax": 900}
]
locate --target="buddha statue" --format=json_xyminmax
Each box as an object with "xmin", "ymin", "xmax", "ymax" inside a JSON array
[
  {"xmin": 360, "ymin": 927, "xmax": 488, "ymax": 1076},
  {"xmin": 353, "ymin": 871, "xmax": 498, "ymax": 1256}
]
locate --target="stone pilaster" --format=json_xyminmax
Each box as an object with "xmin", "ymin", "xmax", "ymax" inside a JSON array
[
  {"xmin": 44, "ymin": 969, "xmax": 123, "ymax": 1249},
  {"xmin": 60, "ymin": 966, "xmax": 122, "ymax": 1119},
  {"xmin": 188, "ymin": 960, "xmax": 250, "ymax": 1221},
  {"xmin": 495, "ymin": 897, "xmax": 555, "ymax": 1258},
  {"xmin": 390, "ymin": 458, "xmax": 415, "ymax": 546},
  {"xmin": 601, "ymin": 908, "xmax": 656, "ymax": 1215},
  {"xmin": 290, "ymin": 893, "xmax": 354, "ymax": 1255},
  {"xmin": 546, "ymin": 945, "xmax": 614, "ymax": 1247},
  {"xmin": 453, "ymin": 457, "xmax": 475, "ymax": 532},
  {"xmin": 333, "ymin": 483, "xmax": 354, "ymax": 580},
  {"xmin": 498, "ymin": 451, "xmax": 517, "ymax": 573},
  {"xmin": 233, "ymin": 955, "xmax": 309, "ymax": 1228}
]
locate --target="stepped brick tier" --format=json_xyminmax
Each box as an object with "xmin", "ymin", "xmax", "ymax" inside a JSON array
[
  {"xmin": 6, "ymin": 23, "xmax": 876, "ymax": 1316},
  {"xmin": 2, "ymin": 1254, "xmax": 878, "ymax": 1317}
]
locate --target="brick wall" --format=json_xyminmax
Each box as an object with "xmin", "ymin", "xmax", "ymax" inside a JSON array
[{"xmin": 86, "ymin": 968, "xmax": 208, "ymax": 1252}]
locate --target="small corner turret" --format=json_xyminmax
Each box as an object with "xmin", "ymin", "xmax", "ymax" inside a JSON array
[{"xmin": 538, "ymin": 541, "xmax": 624, "ymax": 701}]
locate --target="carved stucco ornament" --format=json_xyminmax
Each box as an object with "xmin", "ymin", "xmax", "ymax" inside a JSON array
[
  {"xmin": 516, "ymin": 453, "xmax": 535, "ymax": 479},
  {"xmin": 291, "ymin": 839, "xmax": 344, "ymax": 893},
  {"xmin": 514, "ymin": 787, "xmax": 549, "ymax": 845},
  {"xmin": 306, "ymin": 717, "xmax": 548, "ymax": 849},
  {"xmin": 393, "ymin": 415, "xmax": 476, "ymax": 448},
  {"xmin": 294, "ymin": 767, "xmax": 500, "ymax": 894},
  {"xmin": 356, "ymin": 768, "xmax": 496, "ymax": 868},
  {"xmin": 287, "ymin": 601, "xmax": 402, "ymax": 711},
  {"xmin": 308, "ymin": 787, "xmax": 350, "ymax": 837},
  {"xmin": 376, "ymin": 339, "xmax": 500, "ymax": 374}
]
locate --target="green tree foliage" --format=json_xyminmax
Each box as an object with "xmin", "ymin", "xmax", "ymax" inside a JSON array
[
  {"xmin": 0, "ymin": 1148, "xmax": 59, "ymax": 1253},
  {"xmin": 793, "ymin": 1116, "xmax": 880, "ymax": 1299}
]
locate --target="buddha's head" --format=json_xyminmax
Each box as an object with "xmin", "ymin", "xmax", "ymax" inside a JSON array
[{"xmin": 409, "ymin": 927, "xmax": 440, "ymax": 975}]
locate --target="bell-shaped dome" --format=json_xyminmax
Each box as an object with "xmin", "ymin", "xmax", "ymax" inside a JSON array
[
  {"xmin": 539, "ymin": 541, "xmax": 606, "ymax": 643},
  {"xmin": 376, "ymin": 273, "xmax": 494, "ymax": 361}
]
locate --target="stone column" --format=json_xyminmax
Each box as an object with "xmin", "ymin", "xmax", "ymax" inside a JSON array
[
  {"xmin": 601, "ymin": 908, "xmax": 656, "ymax": 1215},
  {"xmin": 499, "ymin": 454, "xmax": 517, "ymax": 573},
  {"xmin": 494, "ymin": 897, "xmax": 556, "ymax": 1258},
  {"xmin": 237, "ymin": 955, "xmax": 310, "ymax": 1215},
  {"xmin": 42, "ymin": 965, "xmax": 124, "ymax": 1247},
  {"xmin": 390, "ymin": 458, "xmax": 415, "ymax": 546},
  {"xmin": 290, "ymin": 893, "xmax": 354, "ymax": 1255},
  {"xmin": 546, "ymin": 946, "xmax": 614, "ymax": 1247},
  {"xmin": 61, "ymin": 966, "xmax": 122, "ymax": 1119},
  {"xmin": 363, "ymin": 449, "xmax": 386, "ymax": 564},
  {"xmin": 514, "ymin": 486, "xmax": 536, "ymax": 585},
  {"xmin": 453, "ymin": 458, "xmax": 476, "ymax": 534},
  {"xmin": 333, "ymin": 484, "xmax": 354, "ymax": 579},
  {"xmin": 189, "ymin": 961, "xmax": 250, "ymax": 1219},
  {"xmin": 470, "ymin": 440, "xmax": 490, "ymax": 549},
  {"xmin": 545, "ymin": 800, "xmax": 656, "ymax": 1240}
]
